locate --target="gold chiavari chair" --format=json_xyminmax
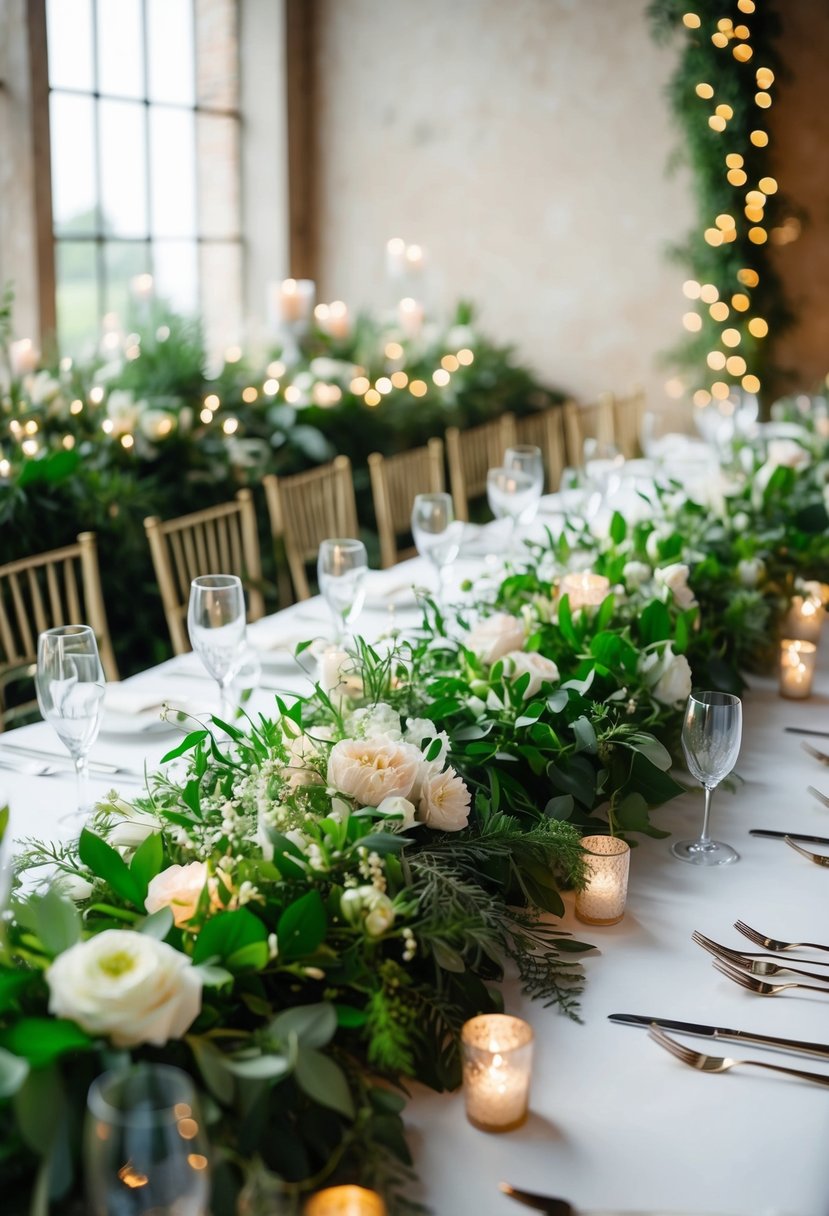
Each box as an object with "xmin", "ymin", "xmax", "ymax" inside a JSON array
[
  {"xmin": 563, "ymin": 393, "xmax": 616, "ymax": 466},
  {"xmin": 0, "ymin": 531, "xmax": 118, "ymax": 731},
  {"xmin": 612, "ymin": 386, "xmax": 647, "ymax": 459},
  {"xmin": 144, "ymin": 489, "xmax": 265, "ymax": 655},
  {"xmin": 514, "ymin": 405, "xmax": 567, "ymax": 493},
  {"xmin": 262, "ymin": 455, "xmax": 359, "ymax": 601},
  {"xmin": 368, "ymin": 439, "xmax": 445, "ymax": 569},
  {"xmin": 445, "ymin": 414, "xmax": 518, "ymax": 522}
]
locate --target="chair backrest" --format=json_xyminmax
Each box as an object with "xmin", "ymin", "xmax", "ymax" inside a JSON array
[
  {"xmin": 514, "ymin": 406, "xmax": 567, "ymax": 493},
  {"xmin": 612, "ymin": 386, "xmax": 646, "ymax": 459},
  {"xmin": 262, "ymin": 455, "xmax": 359, "ymax": 601},
  {"xmin": 445, "ymin": 414, "xmax": 518, "ymax": 522},
  {"xmin": 144, "ymin": 489, "xmax": 265, "ymax": 655},
  {"xmin": 563, "ymin": 394, "xmax": 616, "ymax": 466},
  {"xmin": 368, "ymin": 439, "xmax": 445, "ymax": 569},
  {"xmin": 0, "ymin": 531, "xmax": 118, "ymax": 731}
]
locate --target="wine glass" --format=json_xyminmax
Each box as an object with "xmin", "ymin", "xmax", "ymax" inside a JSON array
[
  {"xmin": 486, "ymin": 466, "xmax": 537, "ymax": 541},
  {"xmin": 411, "ymin": 492, "xmax": 461, "ymax": 606},
  {"xmin": 503, "ymin": 444, "xmax": 544, "ymax": 523},
  {"xmin": 673, "ymin": 690, "xmax": 743, "ymax": 865},
  {"xmin": 36, "ymin": 624, "xmax": 106, "ymax": 822},
  {"xmin": 85, "ymin": 1063, "xmax": 210, "ymax": 1216},
  {"xmin": 187, "ymin": 575, "xmax": 247, "ymax": 721},
  {"xmin": 583, "ymin": 438, "xmax": 624, "ymax": 514},
  {"xmin": 317, "ymin": 538, "xmax": 368, "ymax": 643}
]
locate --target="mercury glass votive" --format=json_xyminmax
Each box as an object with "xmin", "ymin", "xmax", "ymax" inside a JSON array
[
  {"xmin": 779, "ymin": 638, "xmax": 817, "ymax": 700},
  {"xmin": 784, "ymin": 595, "xmax": 825, "ymax": 644},
  {"xmin": 559, "ymin": 571, "xmax": 611, "ymax": 611},
  {"xmin": 575, "ymin": 835, "xmax": 631, "ymax": 926},
  {"xmin": 304, "ymin": 1185, "xmax": 388, "ymax": 1216},
  {"xmin": 461, "ymin": 1013, "xmax": 534, "ymax": 1133}
]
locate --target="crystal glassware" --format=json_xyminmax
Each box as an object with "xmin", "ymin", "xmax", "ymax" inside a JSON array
[
  {"xmin": 35, "ymin": 624, "xmax": 106, "ymax": 822},
  {"xmin": 317, "ymin": 538, "xmax": 368, "ymax": 643},
  {"xmin": 673, "ymin": 690, "xmax": 743, "ymax": 865},
  {"xmin": 84, "ymin": 1063, "xmax": 210, "ymax": 1216},
  {"xmin": 503, "ymin": 444, "xmax": 544, "ymax": 522},
  {"xmin": 411, "ymin": 492, "xmax": 461, "ymax": 606},
  {"xmin": 486, "ymin": 466, "xmax": 537, "ymax": 541},
  {"xmin": 187, "ymin": 574, "xmax": 247, "ymax": 721}
]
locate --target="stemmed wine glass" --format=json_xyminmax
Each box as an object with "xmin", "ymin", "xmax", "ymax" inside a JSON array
[
  {"xmin": 187, "ymin": 575, "xmax": 247, "ymax": 722},
  {"xmin": 503, "ymin": 444, "xmax": 544, "ymax": 523},
  {"xmin": 317, "ymin": 538, "xmax": 368, "ymax": 643},
  {"xmin": 84, "ymin": 1063, "xmax": 210, "ymax": 1216},
  {"xmin": 673, "ymin": 690, "xmax": 743, "ymax": 865},
  {"xmin": 36, "ymin": 624, "xmax": 106, "ymax": 822},
  {"xmin": 486, "ymin": 466, "xmax": 537, "ymax": 543},
  {"xmin": 411, "ymin": 492, "xmax": 461, "ymax": 607}
]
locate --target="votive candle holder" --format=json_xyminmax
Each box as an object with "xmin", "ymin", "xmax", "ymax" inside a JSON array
[
  {"xmin": 304, "ymin": 1185, "xmax": 387, "ymax": 1216},
  {"xmin": 575, "ymin": 835, "xmax": 631, "ymax": 926},
  {"xmin": 784, "ymin": 595, "xmax": 825, "ymax": 645},
  {"xmin": 779, "ymin": 638, "xmax": 817, "ymax": 700},
  {"xmin": 461, "ymin": 1013, "xmax": 534, "ymax": 1133},
  {"xmin": 559, "ymin": 571, "xmax": 611, "ymax": 611}
]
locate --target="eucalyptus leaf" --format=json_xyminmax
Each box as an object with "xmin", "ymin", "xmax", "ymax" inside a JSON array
[{"xmin": 294, "ymin": 1046, "xmax": 355, "ymax": 1119}]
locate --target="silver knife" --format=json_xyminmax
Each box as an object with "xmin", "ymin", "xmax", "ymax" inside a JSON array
[
  {"xmin": 609, "ymin": 1013, "xmax": 829, "ymax": 1060},
  {"xmin": 750, "ymin": 829, "xmax": 829, "ymax": 845},
  {"xmin": 500, "ymin": 1185, "xmax": 741, "ymax": 1216},
  {"xmin": 0, "ymin": 744, "xmax": 141, "ymax": 778}
]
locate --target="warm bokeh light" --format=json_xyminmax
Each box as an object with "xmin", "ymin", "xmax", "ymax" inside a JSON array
[
  {"xmin": 727, "ymin": 169, "xmax": 748, "ymax": 186},
  {"xmin": 704, "ymin": 227, "xmax": 724, "ymax": 246},
  {"xmin": 738, "ymin": 0, "xmax": 755, "ymax": 11},
  {"xmin": 665, "ymin": 377, "xmax": 685, "ymax": 398},
  {"xmin": 224, "ymin": 345, "xmax": 242, "ymax": 363},
  {"xmin": 441, "ymin": 354, "xmax": 460, "ymax": 372},
  {"xmin": 284, "ymin": 385, "xmax": 300, "ymax": 404},
  {"xmin": 710, "ymin": 302, "xmax": 729, "ymax": 321},
  {"xmin": 263, "ymin": 378, "xmax": 279, "ymax": 395},
  {"xmin": 409, "ymin": 379, "xmax": 428, "ymax": 397},
  {"xmin": 733, "ymin": 43, "xmax": 753, "ymax": 62},
  {"xmin": 683, "ymin": 312, "xmax": 703, "ymax": 332},
  {"xmin": 70, "ymin": 399, "xmax": 83, "ymax": 415},
  {"xmin": 708, "ymin": 115, "xmax": 726, "ymax": 132},
  {"xmin": 693, "ymin": 389, "xmax": 712, "ymax": 407},
  {"xmin": 725, "ymin": 153, "xmax": 744, "ymax": 168},
  {"xmin": 376, "ymin": 377, "xmax": 393, "ymax": 394},
  {"xmin": 683, "ymin": 12, "xmax": 701, "ymax": 27},
  {"xmin": 432, "ymin": 369, "xmax": 451, "ymax": 387},
  {"xmin": 222, "ymin": 417, "xmax": 238, "ymax": 434},
  {"xmin": 733, "ymin": 24, "xmax": 750, "ymax": 39},
  {"xmin": 707, "ymin": 351, "xmax": 727, "ymax": 370},
  {"xmin": 384, "ymin": 342, "xmax": 404, "ymax": 360},
  {"xmin": 242, "ymin": 387, "xmax": 258, "ymax": 403},
  {"xmin": 750, "ymin": 129, "xmax": 769, "ymax": 146},
  {"xmin": 457, "ymin": 348, "xmax": 475, "ymax": 365},
  {"xmin": 731, "ymin": 293, "xmax": 750, "ymax": 311},
  {"xmin": 204, "ymin": 393, "xmax": 220, "ymax": 410},
  {"xmin": 738, "ymin": 268, "xmax": 760, "ymax": 288},
  {"xmin": 695, "ymin": 83, "xmax": 714, "ymax": 98},
  {"xmin": 742, "ymin": 373, "xmax": 761, "ymax": 392},
  {"xmin": 759, "ymin": 176, "xmax": 778, "ymax": 194},
  {"xmin": 89, "ymin": 386, "xmax": 105, "ymax": 404},
  {"xmin": 715, "ymin": 104, "xmax": 733, "ymax": 120},
  {"xmin": 711, "ymin": 381, "xmax": 731, "ymax": 400},
  {"xmin": 722, "ymin": 328, "xmax": 741, "ymax": 348},
  {"xmin": 746, "ymin": 189, "xmax": 766, "ymax": 206},
  {"xmin": 755, "ymin": 66, "xmax": 774, "ymax": 88},
  {"xmin": 755, "ymin": 91, "xmax": 771, "ymax": 108},
  {"xmin": 682, "ymin": 280, "xmax": 702, "ymax": 299},
  {"xmin": 748, "ymin": 317, "xmax": 769, "ymax": 338},
  {"xmin": 267, "ymin": 360, "xmax": 286, "ymax": 378},
  {"xmin": 726, "ymin": 356, "xmax": 747, "ymax": 376},
  {"xmin": 748, "ymin": 226, "xmax": 768, "ymax": 244},
  {"xmin": 390, "ymin": 371, "xmax": 409, "ymax": 388},
  {"xmin": 711, "ymin": 32, "xmax": 729, "ymax": 48},
  {"xmin": 745, "ymin": 205, "xmax": 765, "ymax": 222},
  {"xmin": 715, "ymin": 213, "xmax": 735, "ymax": 231},
  {"xmin": 350, "ymin": 376, "xmax": 370, "ymax": 394},
  {"xmin": 699, "ymin": 283, "xmax": 719, "ymax": 304},
  {"xmin": 364, "ymin": 389, "xmax": 381, "ymax": 407}
]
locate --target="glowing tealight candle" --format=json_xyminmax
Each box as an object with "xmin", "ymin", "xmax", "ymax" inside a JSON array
[
  {"xmin": 397, "ymin": 297, "xmax": 424, "ymax": 339},
  {"xmin": 575, "ymin": 835, "xmax": 631, "ymax": 926},
  {"xmin": 9, "ymin": 338, "xmax": 40, "ymax": 377},
  {"xmin": 385, "ymin": 237, "xmax": 407, "ymax": 280},
  {"xmin": 779, "ymin": 638, "xmax": 817, "ymax": 700},
  {"xmin": 461, "ymin": 1014, "xmax": 533, "ymax": 1133},
  {"xmin": 559, "ymin": 571, "xmax": 611, "ymax": 611},
  {"xmin": 304, "ymin": 1185, "xmax": 387, "ymax": 1215},
  {"xmin": 785, "ymin": 595, "xmax": 825, "ymax": 644},
  {"xmin": 275, "ymin": 277, "xmax": 315, "ymax": 324},
  {"xmin": 316, "ymin": 299, "xmax": 351, "ymax": 341}
]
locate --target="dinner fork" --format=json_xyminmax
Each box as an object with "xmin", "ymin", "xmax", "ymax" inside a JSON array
[
  {"xmin": 786, "ymin": 837, "xmax": 829, "ymax": 868},
  {"xmin": 734, "ymin": 919, "xmax": 829, "ymax": 953},
  {"xmin": 649, "ymin": 1025, "xmax": 829, "ymax": 1088},
  {"xmin": 802, "ymin": 741, "xmax": 829, "ymax": 767},
  {"xmin": 808, "ymin": 785, "xmax": 829, "ymax": 808},
  {"xmin": 713, "ymin": 956, "xmax": 829, "ymax": 997},
  {"xmin": 692, "ymin": 931, "xmax": 829, "ymax": 982}
]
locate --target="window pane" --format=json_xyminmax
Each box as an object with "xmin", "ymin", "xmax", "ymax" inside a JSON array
[
  {"xmin": 200, "ymin": 241, "xmax": 243, "ymax": 359},
  {"xmin": 97, "ymin": 0, "xmax": 144, "ymax": 99},
  {"xmin": 99, "ymin": 100, "xmax": 148, "ymax": 238},
  {"xmin": 56, "ymin": 240, "xmax": 99, "ymax": 357},
  {"xmin": 50, "ymin": 92, "xmax": 98, "ymax": 234},
  {"xmin": 149, "ymin": 108, "xmax": 196, "ymax": 238},
  {"xmin": 103, "ymin": 241, "xmax": 151, "ymax": 322},
  {"xmin": 47, "ymin": 0, "xmax": 94, "ymax": 91},
  {"xmin": 196, "ymin": 0, "xmax": 238, "ymax": 111},
  {"xmin": 197, "ymin": 113, "xmax": 239, "ymax": 239},
  {"xmin": 147, "ymin": 0, "xmax": 195, "ymax": 105},
  {"xmin": 154, "ymin": 241, "xmax": 199, "ymax": 314}
]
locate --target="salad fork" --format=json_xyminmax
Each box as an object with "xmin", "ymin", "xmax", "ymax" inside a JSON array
[
  {"xmin": 713, "ymin": 956, "xmax": 829, "ymax": 997},
  {"xmin": 649, "ymin": 1025, "xmax": 829, "ymax": 1087},
  {"xmin": 734, "ymin": 919, "xmax": 829, "ymax": 953},
  {"xmin": 786, "ymin": 837, "xmax": 829, "ymax": 868},
  {"xmin": 692, "ymin": 931, "xmax": 829, "ymax": 982}
]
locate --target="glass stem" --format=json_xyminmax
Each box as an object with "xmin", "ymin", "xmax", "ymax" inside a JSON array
[
  {"xmin": 218, "ymin": 679, "xmax": 233, "ymax": 723},
  {"xmin": 700, "ymin": 783, "xmax": 715, "ymax": 844},
  {"xmin": 75, "ymin": 755, "xmax": 91, "ymax": 817}
]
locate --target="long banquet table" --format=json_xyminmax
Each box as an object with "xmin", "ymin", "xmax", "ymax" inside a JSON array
[{"xmin": 3, "ymin": 507, "xmax": 829, "ymax": 1216}]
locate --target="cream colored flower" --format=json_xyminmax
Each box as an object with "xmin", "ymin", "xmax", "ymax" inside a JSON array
[
  {"xmin": 623, "ymin": 560, "xmax": 651, "ymax": 590},
  {"xmin": 46, "ymin": 929, "xmax": 202, "ymax": 1047},
  {"xmin": 145, "ymin": 861, "xmax": 216, "ymax": 927},
  {"xmin": 327, "ymin": 737, "xmax": 422, "ymax": 806},
  {"xmin": 654, "ymin": 562, "xmax": 697, "ymax": 611},
  {"xmin": 417, "ymin": 767, "xmax": 471, "ymax": 831},
  {"xmin": 638, "ymin": 644, "xmax": 692, "ymax": 707},
  {"xmin": 340, "ymin": 885, "xmax": 396, "ymax": 936},
  {"xmin": 466, "ymin": 612, "xmax": 526, "ymax": 665},
  {"xmin": 376, "ymin": 795, "xmax": 417, "ymax": 830},
  {"xmin": 502, "ymin": 650, "xmax": 560, "ymax": 698}
]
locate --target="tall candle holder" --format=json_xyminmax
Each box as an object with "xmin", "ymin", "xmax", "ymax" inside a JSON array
[
  {"xmin": 461, "ymin": 1013, "xmax": 533, "ymax": 1133},
  {"xmin": 779, "ymin": 638, "xmax": 817, "ymax": 700},
  {"xmin": 575, "ymin": 835, "xmax": 631, "ymax": 926},
  {"xmin": 784, "ymin": 594, "xmax": 825, "ymax": 645}
]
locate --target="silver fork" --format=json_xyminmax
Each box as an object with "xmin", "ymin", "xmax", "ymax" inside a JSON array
[
  {"xmin": 802, "ymin": 741, "xmax": 829, "ymax": 767},
  {"xmin": 649, "ymin": 1025, "xmax": 829, "ymax": 1087},
  {"xmin": 786, "ymin": 837, "xmax": 829, "ymax": 868},
  {"xmin": 734, "ymin": 918, "xmax": 829, "ymax": 953},
  {"xmin": 692, "ymin": 931, "xmax": 829, "ymax": 981},
  {"xmin": 713, "ymin": 956, "xmax": 829, "ymax": 997},
  {"xmin": 808, "ymin": 785, "xmax": 829, "ymax": 808}
]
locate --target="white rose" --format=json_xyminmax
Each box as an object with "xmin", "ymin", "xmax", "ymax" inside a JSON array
[
  {"xmin": 623, "ymin": 561, "xmax": 652, "ymax": 590},
  {"xmin": 501, "ymin": 650, "xmax": 560, "ymax": 698},
  {"xmin": 737, "ymin": 557, "xmax": 765, "ymax": 588},
  {"xmin": 340, "ymin": 885, "xmax": 396, "ymax": 936},
  {"xmin": 57, "ymin": 874, "xmax": 94, "ymax": 902},
  {"xmin": 46, "ymin": 929, "xmax": 202, "ymax": 1047},
  {"xmin": 145, "ymin": 861, "xmax": 211, "ymax": 927},
  {"xmin": 417, "ymin": 767, "xmax": 471, "ymax": 832},
  {"xmin": 108, "ymin": 810, "xmax": 158, "ymax": 850},
  {"xmin": 638, "ymin": 645, "xmax": 693, "ymax": 707},
  {"xmin": 645, "ymin": 529, "xmax": 663, "ymax": 563},
  {"xmin": 327, "ymin": 737, "xmax": 422, "ymax": 806},
  {"xmin": 466, "ymin": 613, "xmax": 526, "ymax": 665},
  {"xmin": 732, "ymin": 511, "xmax": 750, "ymax": 532},
  {"xmin": 654, "ymin": 563, "xmax": 697, "ymax": 611},
  {"xmin": 405, "ymin": 718, "xmax": 451, "ymax": 771},
  {"xmin": 376, "ymin": 795, "xmax": 417, "ymax": 830},
  {"xmin": 364, "ymin": 892, "xmax": 396, "ymax": 937},
  {"xmin": 318, "ymin": 647, "xmax": 363, "ymax": 703},
  {"xmin": 348, "ymin": 703, "xmax": 403, "ymax": 741},
  {"xmin": 767, "ymin": 438, "xmax": 810, "ymax": 470}
]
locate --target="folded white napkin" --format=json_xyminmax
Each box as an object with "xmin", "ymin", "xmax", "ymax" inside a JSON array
[{"xmin": 104, "ymin": 683, "xmax": 173, "ymax": 716}]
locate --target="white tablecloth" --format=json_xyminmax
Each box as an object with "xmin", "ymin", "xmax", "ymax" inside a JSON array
[{"xmin": 3, "ymin": 520, "xmax": 829, "ymax": 1216}]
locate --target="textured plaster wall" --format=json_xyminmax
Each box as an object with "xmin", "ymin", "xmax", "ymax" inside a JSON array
[{"xmin": 313, "ymin": 0, "xmax": 697, "ymax": 414}]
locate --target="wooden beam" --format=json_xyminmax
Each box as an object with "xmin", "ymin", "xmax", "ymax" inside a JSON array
[
  {"xmin": 285, "ymin": 0, "xmax": 316, "ymax": 280},
  {"xmin": 26, "ymin": 0, "xmax": 56, "ymax": 351}
]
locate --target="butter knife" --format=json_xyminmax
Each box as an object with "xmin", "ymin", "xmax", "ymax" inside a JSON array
[
  {"xmin": 609, "ymin": 1013, "xmax": 829, "ymax": 1060},
  {"xmin": 500, "ymin": 1186, "xmax": 740, "ymax": 1216},
  {"xmin": 0, "ymin": 744, "xmax": 141, "ymax": 778},
  {"xmin": 750, "ymin": 829, "xmax": 829, "ymax": 845}
]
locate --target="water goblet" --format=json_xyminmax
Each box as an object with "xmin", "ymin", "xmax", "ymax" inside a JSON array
[
  {"xmin": 672, "ymin": 690, "xmax": 743, "ymax": 866},
  {"xmin": 486, "ymin": 466, "xmax": 537, "ymax": 543},
  {"xmin": 503, "ymin": 444, "xmax": 544, "ymax": 522},
  {"xmin": 84, "ymin": 1063, "xmax": 210, "ymax": 1216},
  {"xmin": 35, "ymin": 624, "xmax": 106, "ymax": 822},
  {"xmin": 187, "ymin": 574, "xmax": 247, "ymax": 721},
  {"xmin": 411, "ymin": 492, "xmax": 461, "ymax": 606},
  {"xmin": 317, "ymin": 538, "xmax": 368, "ymax": 643}
]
